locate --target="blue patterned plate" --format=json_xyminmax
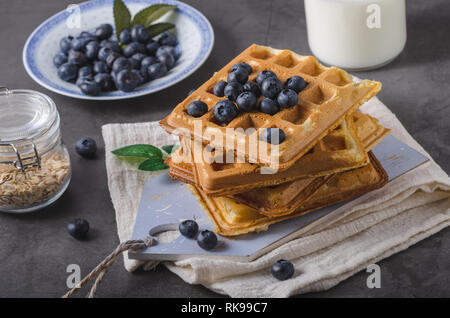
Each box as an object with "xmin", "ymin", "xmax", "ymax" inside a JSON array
[{"xmin": 23, "ymin": 0, "xmax": 214, "ymax": 100}]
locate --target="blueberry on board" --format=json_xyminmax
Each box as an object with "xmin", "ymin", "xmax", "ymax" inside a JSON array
[
  {"xmin": 112, "ymin": 57, "xmax": 132, "ymax": 74},
  {"xmin": 213, "ymin": 99, "xmax": 239, "ymax": 124},
  {"xmin": 131, "ymin": 24, "xmax": 150, "ymax": 43},
  {"xmin": 78, "ymin": 65, "xmax": 93, "ymax": 78},
  {"xmin": 53, "ymin": 52, "xmax": 68, "ymax": 68},
  {"xmin": 179, "ymin": 220, "xmax": 199, "ymax": 238},
  {"xmin": 75, "ymin": 137, "xmax": 97, "ymax": 158},
  {"xmin": 67, "ymin": 218, "xmax": 90, "ymax": 240},
  {"xmin": 243, "ymin": 82, "xmax": 261, "ymax": 98},
  {"xmin": 147, "ymin": 62, "xmax": 168, "ymax": 80},
  {"xmin": 197, "ymin": 230, "xmax": 218, "ymax": 250},
  {"xmin": 284, "ymin": 76, "xmax": 307, "ymax": 93},
  {"xmin": 60, "ymin": 36, "xmax": 73, "ymax": 54},
  {"xmin": 231, "ymin": 62, "xmax": 252, "ymax": 75},
  {"xmin": 259, "ymin": 97, "xmax": 280, "ymax": 115},
  {"xmin": 115, "ymin": 69, "xmax": 140, "ymax": 92},
  {"xmin": 187, "ymin": 100, "xmax": 208, "ymax": 118},
  {"xmin": 57, "ymin": 63, "xmax": 78, "ymax": 82},
  {"xmin": 95, "ymin": 23, "xmax": 113, "ymax": 40},
  {"xmin": 157, "ymin": 52, "xmax": 176, "ymax": 69},
  {"xmin": 261, "ymin": 77, "xmax": 283, "ymax": 99},
  {"xmin": 94, "ymin": 73, "xmax": 114, "ymax": 91},
  {"xmin": 123, "ymin": 42, "xmax": 146, "ymax": 57},
  {"xmin": 141, "ymin": 56, "xmax": 158, "ymax": 69},
  {"xmin": 158, "ymin": 33, "xmax": 178, "ymax": 46},
  {"xmin": 97, "ymin": 47, "xmax": 113, "ymax": 61},
  {"xmin": 105, "ymin": 51, "xmax": 122, "ymax": 68},
  {"xmin": 256, "ymin": 70, "xmax": 277, "ymax": 86},
  {"xmin": 271, "ymin": 260, "xmax": 294, "ymax": 281},
  {"xmin": 68, "ymin": 50, "xmax": 88, "ymax": 66},
  {"xmin": 213, "ymin": 80, "xmax": 227, "ymax": 97},
  {"xmin": 77, "ymin": 78, "xmax": 100, "ymax": 96},
  {"xmin": 277, "ymin": 89, "xmax": 298, "ymax": 108},
  {"xmin": 227, "ymin": 66, "xmax": 248, "ymax": 84},
  {"xmin": 119, "ymin": 28, "xmax": 132, "ymax": 45},
  {"xmin": 224, "ymin": 82, "xmax": 244, "ymax": 101},
  {"xmin": 93, "ymin": 60, "xmax": 109, "ymax": 74},
  {"xmin": 146, "ymin": 41, "xmax": 159, "ymax": 56},
  {"xmin": 85, "ymin": 41, "xmax": 100, "ymax": 60},
  {"xmin": 236, "ymin": 91, "xmax": 257, "ymax": 112},
  {"xmin": 260, "ymin": 128, "xmax": 286, "ymax": 145}
]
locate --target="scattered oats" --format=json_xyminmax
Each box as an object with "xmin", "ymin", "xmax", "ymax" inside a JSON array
[{"xmin": 0, "ymin": 153, "xmax": 70, "ymax": 209}]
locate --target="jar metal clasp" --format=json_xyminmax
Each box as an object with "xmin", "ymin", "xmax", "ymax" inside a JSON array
[{"xmin": 0, "ymin": 142, "xmax": 41, "ymax": 172}]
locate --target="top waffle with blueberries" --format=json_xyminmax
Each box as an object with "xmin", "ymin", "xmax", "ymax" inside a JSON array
[{"xmin": 160, "ymin": 44, "xmax": 382, "ymax": 170}]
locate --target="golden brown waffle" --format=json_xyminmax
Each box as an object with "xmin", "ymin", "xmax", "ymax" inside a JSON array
[
  {"xmin": 191, "ymin": 152, "xmax": 388, "ymax": 236},
  {"xmin": 160, "ymin": 44, "xmax": 381, "ymax": 170}
]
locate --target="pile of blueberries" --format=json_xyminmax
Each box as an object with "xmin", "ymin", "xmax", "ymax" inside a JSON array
[
  {"xmin": 186, "ymin": 62, "xmax": 307, "ymax": 145},
  {"xmin": 54, "ymin": 23, "xmax": 180, "ymax": 96}
]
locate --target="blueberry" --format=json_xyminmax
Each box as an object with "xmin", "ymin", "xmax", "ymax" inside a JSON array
[
  {"xmin": 284, "ymin": 76, "xmax": 307, "ymax": 93},
  {"xmin": 75, "ymin": 137, "xmax": 97, "ymax": 158},
  {"xmin": 141, "ymin": 56, "xmax": 158, "ymax": 69},
  {"xmin": 224, "ymin": 82, "xmax": 243, "ymax": 101},
  {"xmin": 271, "ymin": 260, "xmax": 294, "ymax": 281},
  {"xmin": 57, "ymin": 63, "xmax": 78, "ymax": 82},
  {"xmin": 76, "ymin": 75, "xmax": 94, "ymax": 87},
  {"xmin": 236, "ymin": 91, "xmax": 257, "ymax": 112},
  {"xmin": 128, "ymin": 58, "xmax": 140, "ymax": 70},
  {"xmin": 85, "ymin": 41, "xmax": 100, "ymax": 60},
  {"xmin": 277, "ymin": 89, "xmax": 298, "ymax": 108},
  {"xmin": 60, "ymin": 36, "xmax": 73, "ymax": 54},
  {"xmin": 213, "ymin": 99, "xmax": 239, "ymax": 124},
  {"xmin": 158, "ymin": 33, "xmax": 178, "ymax": 46},
  {"xmin": 123, "ymin": 42, "xmax": 146, "ymax": 57},
  {"xmin": 53, "ymin": 52, "xmax": 68, "ymax": 68},
  {"xmin": 256, "ymin": 70, "xmax": 277, "ymax": 86},
  {"xmin": 67, "ymin": 218, "xmax": 90, "ymax": 240},
  {"xmin": 131, "ymin": 24, "xmax": 150, "ymax": 43},
  {"xmin": 94, "ymin": 73, "xmax": 114, "ymax": 91},
  {"xmin": 105, "ymin": 51, "xmax": 122, "ymax": 68},
  {"xmin": 259, "ymin": 97, "xmax": 280, "ymax": 115},
  {"xmin": 147, "ymin": 62, "xmax": 168, "ymax": 80},
  {"xmin": 95, "ymin": 24, "xmax": 113, "ymax": 40},
  {"xmin": 112, "ymin": 57, "xmax": 132, "ymax": 74},
  {"xmin": 261, "ymin": 77, "xmax": 282, "ymax": 99},
  {"xmin": 227, "ymin": 66, "xmax": 248, "ymax": 84},
  {"xmin": 139, "ymin": 65, "xmax": 150, "ymax": 83},
  {"xmin": 197, "ymin": 230, "xmax": 218, "ymax": 250},
  {"xmin": 68, "ymin": 50, "xmax": 88, "ymax": 66},
  {"xmin": 119, "ymin": 28, "xmax": 132, "ymax": 45},
  {"xmin": 78, "ymin": 31, "xmax": 93, "ymax": 38},
  {"xmin": 260, "ymin": 128, "xmax": 286, "ymax": 145},
  {"xmin": 78, "ymin": 77, "xmax": 100, "ymax": 96},
  {"xmin": 157, "ymin": 52, "xmax": 176, "ymax": 69},
  {"xmin": 115, "ymin": 69, "xmax": 140, "ymax": 92},
  {"xmin": 187, "ymin": 100, "xmax": 208, "ymax": 117},
  {"xmin": 132, "ymin": 69, "xmax": 145, "ymax": 85},
  {"xmin": 146, "ymin": 41, "xmax": 159, "ymax": 56},
  {"xmin": 101, "ymin": 40, "xmax": 122, "ymax": 53},
  {"xmin": 179, "ymin": 220, "xmax": 199, "ymax": 238},
  {"xmin": 93, "ymin": 60, "xmax": 109, "ymax": 74},
  {"xmin": 98, "ymin": 47, "xmax": 113, "ymax": 61},
  {"xmin": 243, "ymin": 82, "xmax": 261, "ymax": 97},
  {"xmin": 71, "ymin": 37, "xmax": 91, "ymax": 51},
  {"xmin": 78, "ymin": 65, "xmax": 93, "ymax": 78},
  {"xmin": 131, "ymin": 53, "xmax": 146, "ymax": 65},
  {"xmin": 231, "ymin": 62, "xmax": 252, "ymax": 74},
  {"xmin": 213, "ymin": 81, "xmax": 227, "ymax": 97},
  {"xmin": 156, "ymin": 46, "xmax": 176, "ymax": 59}
]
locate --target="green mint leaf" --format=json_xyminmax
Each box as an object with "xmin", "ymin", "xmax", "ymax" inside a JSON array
[
  {"xmin": 131, "ymin": 4, "xmax": 177, "ymax": 27},
  {"xmin": 162, "ymin": 145, "xmax": 179, "ymax": 154},
  {"xmin": 138, "ymin": 158, "xmax": 169, "ymax": 171},
  {"xmin": 113, "ymin": 0, "xmax": 131, "ymax": 39},
  {"xmin": 112, "ymin": 144, "xmax": 163, "ymax": 159},
  {"xmin": 147, "ymin": 22, "xmax": 175, "ymax": 38}
]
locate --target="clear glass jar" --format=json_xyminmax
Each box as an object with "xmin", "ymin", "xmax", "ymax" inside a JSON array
[{"xmin": 0, "ymin": 87, "xmax": 71, "ymax": 213}]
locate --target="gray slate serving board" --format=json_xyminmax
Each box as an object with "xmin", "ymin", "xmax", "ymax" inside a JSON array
[{"xmin": 129, "ymin": 135, "xmax": 429, "ymax": 261}]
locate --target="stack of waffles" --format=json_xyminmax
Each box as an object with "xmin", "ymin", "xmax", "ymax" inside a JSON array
[{"xmin": 160, "ymin": 44, "xmax": 391, "ymax": 236}]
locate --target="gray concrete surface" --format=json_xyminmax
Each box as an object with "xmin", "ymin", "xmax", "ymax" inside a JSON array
[{"xmin": 0, "ymin": 0, "xmax": 449, "ymax": 298}]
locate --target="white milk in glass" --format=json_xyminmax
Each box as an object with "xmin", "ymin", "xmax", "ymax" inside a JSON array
[{"xmin": 304, "ymin": 0, "xmax": 407, "ymax": 70}]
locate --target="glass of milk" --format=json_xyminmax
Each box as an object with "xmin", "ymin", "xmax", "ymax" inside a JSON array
[{"xmin": 304, "ymin": 0, "xmax": 407, "ymax": 71}]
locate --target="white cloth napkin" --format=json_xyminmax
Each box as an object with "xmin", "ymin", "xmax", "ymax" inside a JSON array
[{"xmin": 102, "ymin": 97, "xmax": 450, "ymax": 297}]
